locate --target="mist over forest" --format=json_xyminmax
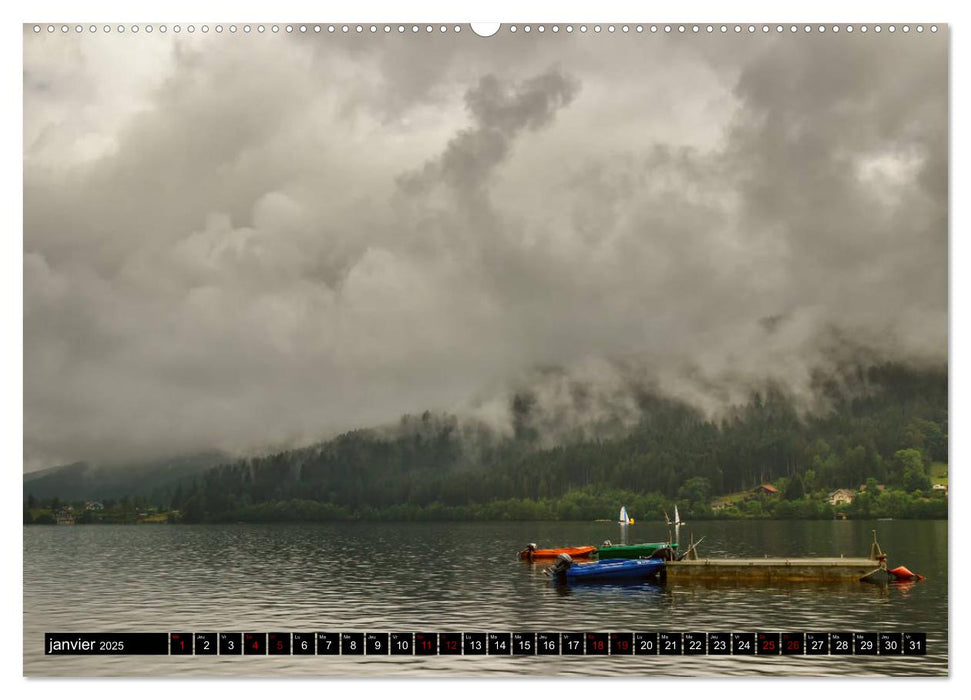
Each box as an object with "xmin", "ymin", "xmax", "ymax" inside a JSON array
[{"xmin": 25, "ymin": 359, "xmax": 946, "ymax": 524}]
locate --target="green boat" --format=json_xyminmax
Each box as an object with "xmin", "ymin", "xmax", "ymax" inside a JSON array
[{"xmin": 597, "ymin": 541, "xmax": 678, "ymax": 559}]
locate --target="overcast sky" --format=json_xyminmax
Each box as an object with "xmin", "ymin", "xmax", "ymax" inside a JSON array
[{"xmin": 23, "ymin": 27, "xmax": 947, "ymax": 470}]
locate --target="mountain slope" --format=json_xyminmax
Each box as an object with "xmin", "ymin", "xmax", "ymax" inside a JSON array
[{"xmin": 23, "ymin": 451, "xmax": 229, "ymax": 501}]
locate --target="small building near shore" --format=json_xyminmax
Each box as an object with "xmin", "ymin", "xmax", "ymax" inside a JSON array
[
  {"xmin": 753, "ymin": 484, "xmax": 778, "ymax": 496},
  {"xmin": 828, "ymin": 488, "xmax": 855, "ymax": 506}
]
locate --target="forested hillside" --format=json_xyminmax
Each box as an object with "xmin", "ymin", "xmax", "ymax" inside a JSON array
[{"xmin": 160, "ymin": 363, "xmax": 946, "ymax": 522}]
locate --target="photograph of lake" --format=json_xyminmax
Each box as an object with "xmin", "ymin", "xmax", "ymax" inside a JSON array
[{"xmin": 22, "ymin": 15, "xmax": 948, "ymax": 680}]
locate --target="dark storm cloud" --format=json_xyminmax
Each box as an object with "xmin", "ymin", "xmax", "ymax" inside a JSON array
[
  {"xmin": 23, "ymin": 30, "xmax": 947, "ymax": 469},
  {"xmin": 400, "ymin": 69, "xmax": 579, "ymax": 196}
]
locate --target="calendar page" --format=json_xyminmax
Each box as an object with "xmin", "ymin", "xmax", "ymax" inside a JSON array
[{"xmin": 22, "ymin": 13, "xmax": 948, "ymax": 679}]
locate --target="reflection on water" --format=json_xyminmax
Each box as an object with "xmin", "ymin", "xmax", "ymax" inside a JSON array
[
  {"xmin": 23, "ymin": 519, "xmax": 947, "ymax": 676},
  {"xmin": 547, "ymin": 578, "xmax": 668, "ymax": 599}
]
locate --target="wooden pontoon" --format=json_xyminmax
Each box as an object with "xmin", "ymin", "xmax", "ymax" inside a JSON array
[{"xmin": 663, "ymin": 531, "xmax": 895, "ymax": 583}]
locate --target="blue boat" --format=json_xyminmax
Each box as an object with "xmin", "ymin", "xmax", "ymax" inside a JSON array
[{"xmin": 545, "ymin": 553, "xmax": 665, "ymax": 584}]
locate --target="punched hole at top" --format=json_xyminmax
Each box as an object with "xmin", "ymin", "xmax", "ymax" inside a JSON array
[{"xmin": 470, "ymin": 23, "xmax": 501, "ymax": 37}]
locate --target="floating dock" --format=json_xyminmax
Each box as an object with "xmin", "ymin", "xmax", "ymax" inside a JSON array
[
  {"xmin": 664, "ymin": 556, "xmax": 880, "ymax": 582},
  {"xmin": 662, "ymin": 530, "xmax": 889, "ymax": 583}
]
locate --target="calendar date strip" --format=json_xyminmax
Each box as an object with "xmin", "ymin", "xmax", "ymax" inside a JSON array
[{"xmin": 45, "ymin": 631, "xmax": 927, "ymax": 656}]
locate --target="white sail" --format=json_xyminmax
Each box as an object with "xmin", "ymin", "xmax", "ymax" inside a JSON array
[
  {"xmin": 674, "ymin": 504, "xmax": 684, "ymax": 525},
  {"xmin": 619, "ymin": 506, "xmax": 629, "ymax": 524}
]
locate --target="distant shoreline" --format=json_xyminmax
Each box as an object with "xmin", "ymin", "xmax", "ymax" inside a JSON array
[{"xmin": 23, "ymin": 515, "xmax": 948, "ymax": 525}]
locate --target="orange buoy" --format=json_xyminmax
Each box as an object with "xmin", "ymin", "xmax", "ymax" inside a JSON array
[{"xmin": 888, "ymin": 565, "xmax": 925, "ymax": 581}]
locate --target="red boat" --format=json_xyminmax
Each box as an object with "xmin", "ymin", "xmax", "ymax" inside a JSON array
[{"xmin": 519, "ymin": 543, "xmax": 597, "ymax": 561}]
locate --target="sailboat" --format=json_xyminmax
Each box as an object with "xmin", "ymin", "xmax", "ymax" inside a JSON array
[
  {"xmin": 618, "ymin": 506, "xmax": 634, "ymax": 525},
  {"xmin": 673, "ymin": 504, "xmax": 685, "ymax": 526},
  {"xmin": 664, "ymin": 506, "xmax": 686, "ymax": 526}
]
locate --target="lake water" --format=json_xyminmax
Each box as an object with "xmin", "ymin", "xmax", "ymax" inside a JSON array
[{"xmin": 23, "ymin": 519, "xmax": 948, "ymax": 676}]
